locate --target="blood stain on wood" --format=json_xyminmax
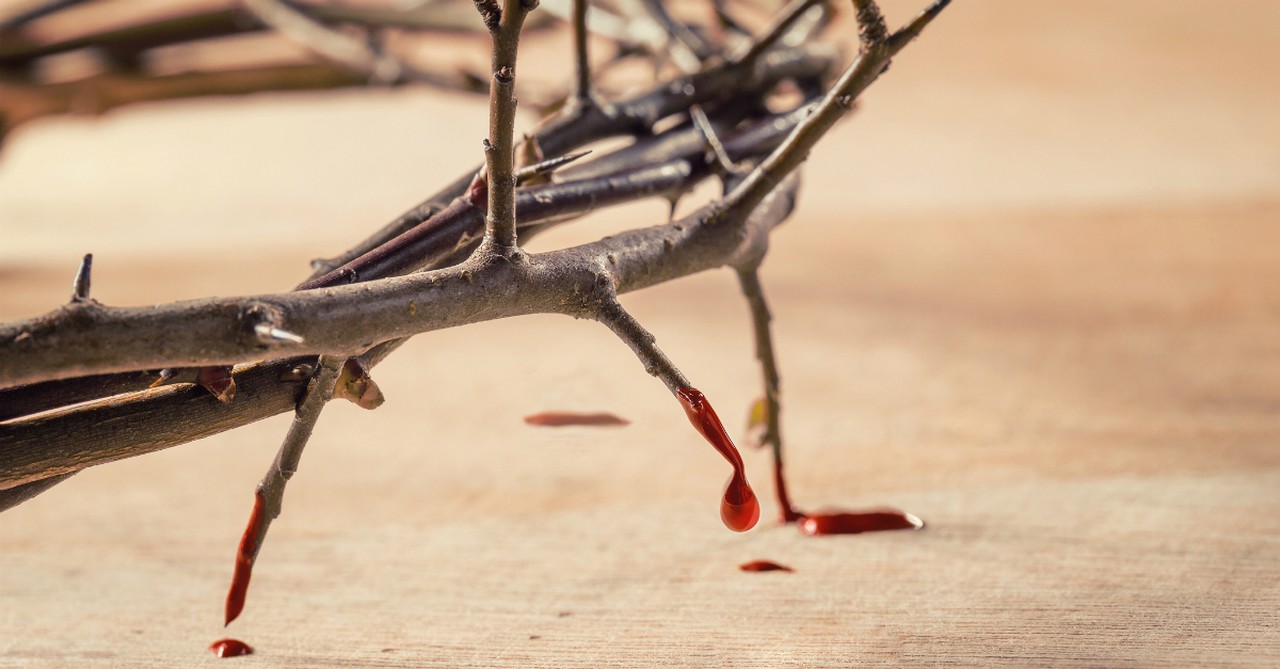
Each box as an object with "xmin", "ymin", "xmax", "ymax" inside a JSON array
[
  {"xmin": 522, "ymin": 411, "xmax": 630, "ymax": 427},
  {"xmin": 208, "ymin": 638, "xmax": 254, "ymax": 658},
  {"xmin": 739, "ymin": 559, "xmax": 794, "ymax": 573}
]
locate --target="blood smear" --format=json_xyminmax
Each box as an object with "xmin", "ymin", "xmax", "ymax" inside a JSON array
[{"xmin": 523, "ymin": 411, "xmax": 630, "ymax": 427}]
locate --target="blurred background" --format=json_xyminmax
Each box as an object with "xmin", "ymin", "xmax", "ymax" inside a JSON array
[{"xmin": 1, "ymin": 1, "xmax": 1278, "ymax": 667}]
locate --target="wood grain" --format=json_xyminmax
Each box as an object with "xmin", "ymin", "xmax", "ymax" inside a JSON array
[{"xmin": 1, "ymin": 1, "xmax": 1278, "ymax": 666}]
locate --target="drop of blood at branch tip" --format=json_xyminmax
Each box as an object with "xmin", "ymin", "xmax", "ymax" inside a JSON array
[
  {"xmin": 720, "ymin": 476, "xmax": 760, "ymax": 532},
  {"xmin": 208, "ymin": 638, "xmax": 254, "ymax": 658},
  {"xmin": 676, "ymin": 387, "xmax": 760, "ymax": 532}
]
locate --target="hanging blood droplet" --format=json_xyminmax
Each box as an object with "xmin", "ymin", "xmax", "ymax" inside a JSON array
[
  {"xmin": 224, "ymin": 488, "xmax": 266, "ymax": 626},
  {"xmin": 721, "ymin": 474, "xmax": 760, "ymax": 532},
  {"xmin": 676, "ymin": 387, "xmax": 760, "ymax": 532},
  {"xmin": 208, "ymin": 638, "xmax": 254, "ymax": 657}
]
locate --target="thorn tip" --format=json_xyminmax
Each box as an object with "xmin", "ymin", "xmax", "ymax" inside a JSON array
[
  {"xmin": 70, "ymin": 253, "xmax": 93, "ymax": 302},
  {"xmin": 254, "ymin": 323, "xmax": 305, "ymax": 345}
]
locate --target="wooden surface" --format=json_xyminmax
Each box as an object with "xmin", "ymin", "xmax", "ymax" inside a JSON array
[{"xmin": 2, "ymin": 2, "xmax": 1279, "ymax": 666}]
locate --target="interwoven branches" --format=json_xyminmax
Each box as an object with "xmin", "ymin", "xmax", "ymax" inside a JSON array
[{"xmin": 0, "ymin": 0, "xmax": 951, "ymax": 526}]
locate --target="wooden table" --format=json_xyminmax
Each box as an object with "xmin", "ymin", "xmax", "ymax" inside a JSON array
[{"xmin": 2, "ymin": 2, "xmax": 1278, "ymax": 666}]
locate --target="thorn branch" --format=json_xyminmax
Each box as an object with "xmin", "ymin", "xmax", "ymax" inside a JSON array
[
  {"xmin": 0, "ymin": 0, "xmax": 953, "ymax": 522},
  {"xmin": 736, "ymin": 267, "xmax": 799, "ymax": 522},
  {"xmin": 242, "ymin": 357, "xmax": 343, "ymax": 571},
  {"xmin": 480, "ymin": 0, "xmax": 538, "ymax": 252},
  {"xmin": 70, "ymin": 253, "xmax": 92, "ymax": 302}
]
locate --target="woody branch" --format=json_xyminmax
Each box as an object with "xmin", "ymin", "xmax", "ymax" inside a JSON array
[{"xmin": 0, "ymin": 0, "xmax": 951, "ymax": 495}]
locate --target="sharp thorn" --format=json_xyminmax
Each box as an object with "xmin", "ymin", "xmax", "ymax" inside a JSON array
[
  {"xmin": 254, "ymin": 323, "xmax": 306, "ymax": 345},
  {"xmin": 70, "ymin": 253, "xmax": 93, "ymax": 302},
  {"xmin": 515, "ymin": 150, "xmax": 592, "ymax": 183}
]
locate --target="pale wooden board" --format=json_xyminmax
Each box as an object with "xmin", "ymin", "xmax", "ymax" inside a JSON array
[{"xmin": 2, "ymin": 1, "xmax": 1279, "ymax": 667}]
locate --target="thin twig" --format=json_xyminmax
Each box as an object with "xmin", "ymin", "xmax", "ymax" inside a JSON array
[
  {"xmin": 304, "ymin": 3, "xmax": 537, "ymax": 34},
  {"xmin": 537, "ymin": 0, "xmax": 650, "ymax": 52},
  {"xmin": 571, "ymin": 0, "xmax": 591, "ymax": 103},
  {"xmin": 242, "ymin": 0, "xmax": 488, "ymax": 90},
  {"xmin": 308, "ymin": 42, "xmax": 838, "ymax": 270},
  {"xmin": 0, "ymin": 6, "xmax": 246, "ymax": 67},
  {"xmin": 719, "ymin": 0, "xmax": 950, "ymax": 221},
  {"xmin": 710, "ymin": 0, "xmax": 749, "ymax": 37},
  {"xmin": 0, "ymin": 2, "xmax": 511, "ymax": 68},
  {"xmin": 256, "ymin": 356, "xmax": 343, "ymax": 547},
  {"xmin": 591, "ymin": 293, "xmax": 760, "ymax": 533},
  {"xmin": 736, "ymin": 267, "xmax": 799, "ymax": 522},
  {"xmin": 610, "ymin": 0, "xmax": 700, "ymax": 73},
  {"xmin": 223, "ymin": 356, "xmax": 343, "ymax": 625},
  {"xmin": 0, "ymin": 64, "xmax": 370, "ymax": 138},
  {"xmin": 479, "ymin": 0, "xmax": 538, "ymax": 252},
  {"xmin": 593, "ymin": 298, "xmax": 691, "ymax": 392},
  {"xmin": 691, "ymin": 104, "xmax": 748, "ymax": 175},
  {"xmin": 638, "ymin": 0, "xmax": 711, "ymax": 63},
  {"xmin": 732, "ymin": 0, "xmax": 825, "ymax": 65},
  {"xmin": 243, "ymin": 0, "xmax": 405, "ymax": 84}
]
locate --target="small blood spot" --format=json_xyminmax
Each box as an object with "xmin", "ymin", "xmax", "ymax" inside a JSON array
[
  {"xmin": 739, "ymin": 560, "xmax": 794, "ymax": 573},
  {"xmin": 208, "ymin": 638, "xmax": 254, "ymax": 658},
  {"xmin": 523, "ymin": 411, "xmax": 630, "ymax": 427}
]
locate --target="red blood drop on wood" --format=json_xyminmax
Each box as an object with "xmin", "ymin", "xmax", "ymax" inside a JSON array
[
  {"xmin": 797, "ymin": 509, "xmax": 924, "ymax": 536},
  {"xmin": 522, "ymin": 411, "xmax": 630, "ymax": 427},
  {"xmin": 739, "ymin": 559, "xmax": 794, "ymax": 573},
  {"xmin": 208, "ymin": 638, "xmax": 254, "ymax": 657}
]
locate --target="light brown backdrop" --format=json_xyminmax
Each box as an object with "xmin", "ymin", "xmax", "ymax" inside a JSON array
[{"xmin": 2, "ymin": 1, "xmax": 1278, "ymax": 666}]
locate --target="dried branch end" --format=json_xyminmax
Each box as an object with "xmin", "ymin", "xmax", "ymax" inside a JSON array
[
  {"xmin": 888, "ymin": 0, "xmax": 952, "ymax": 51},
  {"xmin": 851, "ymin": 0, "xmax": 890, "ymax": 49},
  {"xmin": 334, "ymin": 358, "xmax": 385, "ymax": 410},
  {"xmin": 474, "ymin": 0, "xmax": 502, "ymax": 31}
]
